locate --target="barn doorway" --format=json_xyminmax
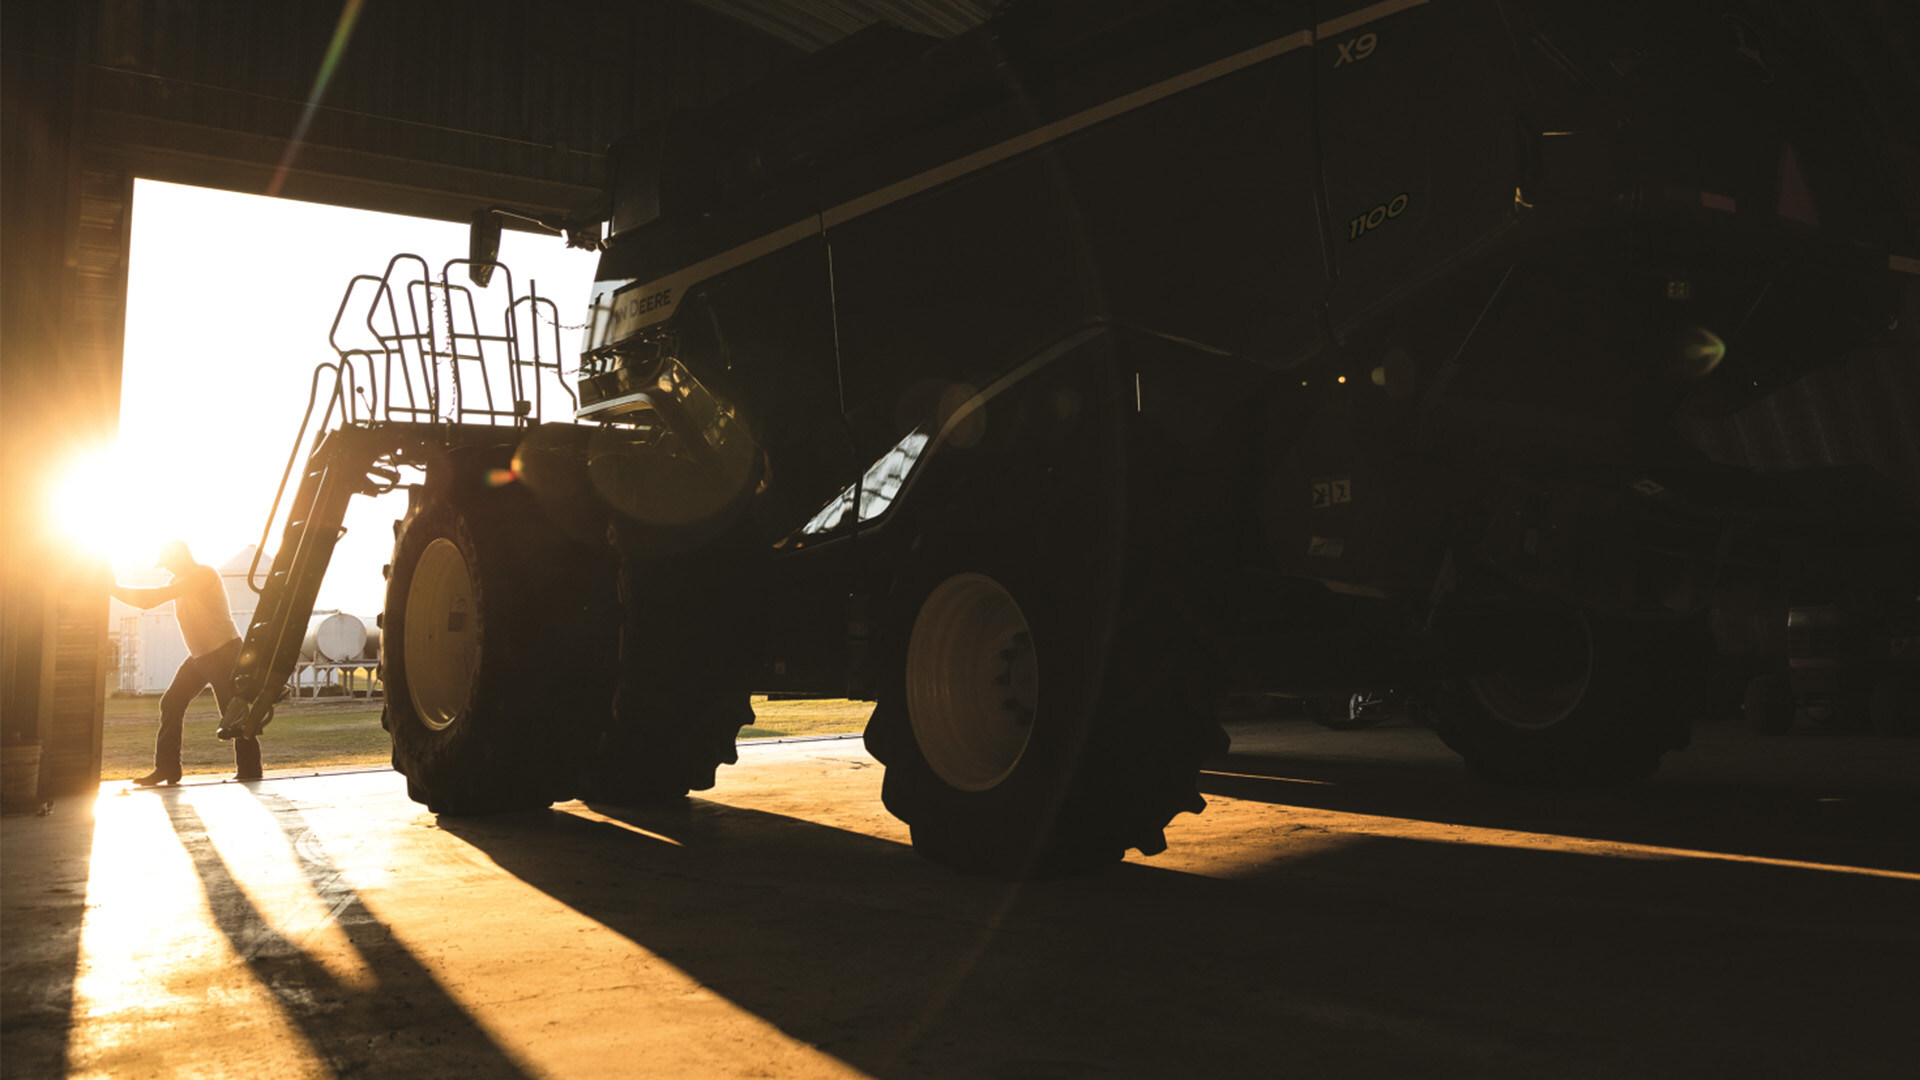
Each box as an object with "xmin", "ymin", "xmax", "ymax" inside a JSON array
[{"xmin": 89, "ymin": 179, "xmax": 596, "ymax": 776}]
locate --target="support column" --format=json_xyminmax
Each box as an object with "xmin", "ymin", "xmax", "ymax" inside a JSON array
[{"xmin": 1, "ymin": 5, "xmax": 131, "ymax": 797}]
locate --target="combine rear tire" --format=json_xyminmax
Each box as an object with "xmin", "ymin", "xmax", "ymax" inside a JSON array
[
  {"xmin": 862, "ymin": 337, "xmax": 1224, "ymax": 877},
  {"xmin": 1434, "ymin": 611, "xmax": 1707, "ymax": 786},
  {"xmin": 1869, "ymin": 672, "xmax": 1920, "ymax": 737},
  {"xmin": 867, "ymin": 546, "xmax": 1220, "ymax": 879},
  {"xmin": 383, "ymin": 453, "xmax": 617, "ymax": 814},
  {"xmin": 1743, "ymin": 672, "xmax": 1796, "ymax": 735}
]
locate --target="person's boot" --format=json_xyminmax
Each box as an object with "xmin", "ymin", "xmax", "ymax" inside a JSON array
[
  {"xmin": 233, "ymin": 735, "xmax": 263, "ymax": 782},
  {"xmin": 136, "ymin": 725, "xmax": 184, "ymax": 787}
]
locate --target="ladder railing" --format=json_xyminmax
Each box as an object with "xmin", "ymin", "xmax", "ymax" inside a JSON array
[
  {"xmin": 319, "ymin": 254, "xmax": 575, "ymax": 428},
  {"xmin": 509, "ymin": 287, "xmax": 574, "ymax": 419}
]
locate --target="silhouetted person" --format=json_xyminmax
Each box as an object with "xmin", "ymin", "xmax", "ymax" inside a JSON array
[{"xmin": 110, "ymin": 540, "xmax": 262, "ymax": 785}]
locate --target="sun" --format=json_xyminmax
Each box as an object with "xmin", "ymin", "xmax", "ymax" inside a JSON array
[{"xmin": 47, "ymin": 446, "xmax": 172, "ymax": 568}]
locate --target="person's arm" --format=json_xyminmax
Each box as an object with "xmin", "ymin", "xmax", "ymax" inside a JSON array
[{"xmin": 109, "ymin": 580, "xmax": 186, "ymax": 609}]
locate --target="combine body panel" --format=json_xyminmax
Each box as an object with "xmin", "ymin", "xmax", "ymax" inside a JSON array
[{"xmin": 230, "ymin": 0, "xmax": 1918, "ymax": 877}]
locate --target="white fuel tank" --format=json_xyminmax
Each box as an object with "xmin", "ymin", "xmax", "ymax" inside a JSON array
[{"xmin": 301, "ymin": 612, "xmax": 370, "ymax": 664}]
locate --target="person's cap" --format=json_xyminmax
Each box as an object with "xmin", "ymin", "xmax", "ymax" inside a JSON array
[{"xmin": 155, "ymin": 539, "xmax": 192, "ymax": 568}]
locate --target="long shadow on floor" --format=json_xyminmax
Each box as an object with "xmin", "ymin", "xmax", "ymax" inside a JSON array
[
  {"xmin": 162, "ymin": 789, "xmax": 532, "ymax": 1079},
  {"xmin": 0, "ymin": 803, "xmax": 93, "ymax": 1080},
  {"xmin": 1205, "ymin": 726, "xmax": 1920, "ymax": 874},
  {"xmin": 438, "ymin": 785, "xmax": 1917, "ymax": 1080}
]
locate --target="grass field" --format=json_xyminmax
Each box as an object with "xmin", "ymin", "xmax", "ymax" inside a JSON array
[{"xmin": 103, "ymin": 688, "xmax": 874, "ymax": 780}]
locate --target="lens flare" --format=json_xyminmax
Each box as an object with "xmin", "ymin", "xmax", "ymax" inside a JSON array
[
  {"xmin": 1667, "ymin": 324, "xmax": 1727, "ymax": 383},
  {"xmin": 47, "ymin": 445, "xmax": 174, "ymax": 566},
  {"xmin": 48, "ymin": 448, "xmax": 121, "ymax": 555},
  {"xmin": 267, "ymin": 0, "xmax": 367, "ymax": 196}
]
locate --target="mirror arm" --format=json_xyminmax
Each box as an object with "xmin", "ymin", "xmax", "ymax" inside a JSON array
[
  {"xmin": 489, "ymin": 207, "xmax": 565, "ymax": 235},
  {"xmin": 469, "ymin": 200, "xmax": 612, "ymax": 283}
]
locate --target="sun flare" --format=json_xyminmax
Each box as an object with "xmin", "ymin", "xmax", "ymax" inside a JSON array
[{"xmin": 48, "ymin": 446, "xmax": 173, "ymax": 569}]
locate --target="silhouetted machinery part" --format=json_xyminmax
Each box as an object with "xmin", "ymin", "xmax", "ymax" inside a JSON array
[
  {"xmin": 232, "ymin": 1, "xmax": 1918, "ymax": 878},
  {"xmin": 1743, "ymin": 672, "xmax": 1795, "ymax": 736},
  {"xmin": 1429, "ymin": 609, "xmax": 1710, "ymax": 785},
  {"xmin": 584, "ymin": 512, "xmax": 758, "ymax": 804},
  {"xmin": 1312, "ymin": 691, "xmax": 1393, "ymax": 731},
  {"xmin": 860, "ymin": 352, "xmax": 1225, "ymax": 879},
  {"xmin": 514, "ymin": 417, "xmax": 763, "ymax": 804},
  {"xmin": 1871, "ymin": 671, "xmax": 1920, "ymax": 738},
  {"xmin": 866, "ymin": 555, "xmax": 1222, "ymax": 879},
  {"xmin": 549, "ymin": 0, "xmax": 1909, "ymax": 874},
  {"xmin": 382, "ymin": 445, "xmax": 618, "ymax": 814},
  {"xmin": 1744, "ymin": 584, "xmax": 1920, "ymax": 739}
]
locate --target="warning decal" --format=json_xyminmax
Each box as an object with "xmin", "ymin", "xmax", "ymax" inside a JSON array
[{"xmin": 1311, "ymin": 476, "xmax": 1353, "ymax": 509}]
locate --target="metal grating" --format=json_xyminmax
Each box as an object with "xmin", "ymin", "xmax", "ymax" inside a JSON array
[
  {"xmin": 689, "ymin": 0, "xmax": 997, "ymax": 51},
  {"xmin": 1676, "ymin": 340, "xmax": 1920, "ymax": 515}
]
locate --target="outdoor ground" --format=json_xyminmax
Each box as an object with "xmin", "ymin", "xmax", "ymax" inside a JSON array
[{"xmin": 102, "ymin": 689, "xmax": 875, "ymax": 780}]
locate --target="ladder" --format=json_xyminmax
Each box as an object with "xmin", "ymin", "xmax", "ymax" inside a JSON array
[{"xmin": 220, "ymin": 427, "xmax": 398, "ymax": 739}]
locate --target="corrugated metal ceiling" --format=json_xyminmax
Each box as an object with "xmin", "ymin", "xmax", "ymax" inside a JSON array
[{"xmin": 689, "ymin": 0, "xmax": 999, "ymax": 51}]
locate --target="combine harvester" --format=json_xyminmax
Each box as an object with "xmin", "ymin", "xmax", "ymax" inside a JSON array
[{"xmin": 222, "ymin": 0, "xmax": 1919, "ymax": 877}]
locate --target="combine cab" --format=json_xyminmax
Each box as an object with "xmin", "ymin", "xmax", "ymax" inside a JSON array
[{"xmin": 229, "ymin": 0, "xmax": 1918, "ymax": 878}]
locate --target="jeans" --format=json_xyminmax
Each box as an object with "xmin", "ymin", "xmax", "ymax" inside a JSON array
[{"xmin": 156, "ymin": 638, "xmax": 262, "ymax": 779}]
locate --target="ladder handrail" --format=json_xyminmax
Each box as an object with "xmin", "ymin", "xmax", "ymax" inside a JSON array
[{"xmin": 247, "ymin": 359, "xmax": 361, "ymax": 594}]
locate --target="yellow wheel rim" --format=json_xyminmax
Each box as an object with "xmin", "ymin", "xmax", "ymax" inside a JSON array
[
  {"xmin": 405, "ymin": 537, "xmax": 479, "ymax": 732},
  {"xmin": 906, "ymin": 573, "xmax": 1038, "ymax": 792}
]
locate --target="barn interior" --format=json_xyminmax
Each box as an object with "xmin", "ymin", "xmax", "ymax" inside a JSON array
[{"xmin": 4, "ymin": 1, "xmax": 1919, "ymax": 1077}]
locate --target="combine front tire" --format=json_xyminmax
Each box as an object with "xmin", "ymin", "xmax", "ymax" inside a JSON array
[{"xmin": 383, "ymin": 454, "xmax": 617, "ymax": 814}]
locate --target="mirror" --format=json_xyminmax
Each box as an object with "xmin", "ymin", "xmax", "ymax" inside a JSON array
[{"xmin": 468, "ymin": 208, "xmax": 501, "ymax": 286}]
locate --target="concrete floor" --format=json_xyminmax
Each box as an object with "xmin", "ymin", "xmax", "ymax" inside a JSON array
[{"xmin": 4, "ymin": 718, "xmax": 1917, "ymax": 1079}]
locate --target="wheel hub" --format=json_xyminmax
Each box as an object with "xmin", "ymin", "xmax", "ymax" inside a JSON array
[
  {"xmin": 405, "ymin": 537, "xmax": 479, "ymax": 732},
  {"xmin": 906, "ymin": 573, "xmax": 1038, "ymax": 792},
  {"xmin": 1467, "ymin": 610, "xmax": 1594, "ymax": 730}
]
